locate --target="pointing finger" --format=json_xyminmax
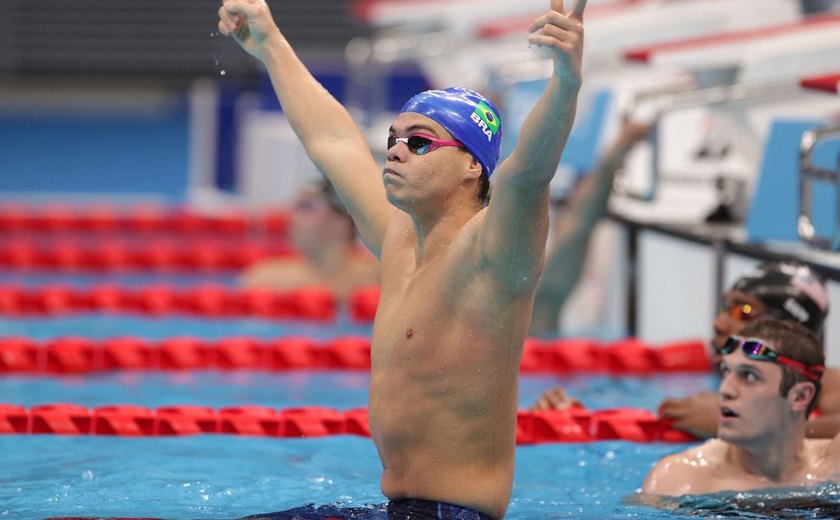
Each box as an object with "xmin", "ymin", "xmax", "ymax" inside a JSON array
[{"xmin": 570, "ymin": 0, "xmax": 587, "ymax": 21}]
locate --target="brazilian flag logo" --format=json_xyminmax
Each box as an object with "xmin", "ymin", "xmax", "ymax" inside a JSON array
[{"xmin": 474, "ymin": 101, "xmax": 500, "ymax": 136}]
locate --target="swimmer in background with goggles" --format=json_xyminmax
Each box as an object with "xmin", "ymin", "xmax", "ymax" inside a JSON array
[{"xmin": 641, "ymin": 319, "xmax": 840, "ymax": 497}]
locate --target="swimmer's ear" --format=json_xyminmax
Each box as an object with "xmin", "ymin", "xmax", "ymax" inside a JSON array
[
  {"xmin": 789, "ymin": 381, "xmax": 817, "ymax": 413},
  {"xmin": 464, "ymin": 155, "xmax": 483, "ymax": 181}
]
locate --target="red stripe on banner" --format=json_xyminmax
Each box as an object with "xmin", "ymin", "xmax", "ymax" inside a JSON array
[{"xmin": 624, "ymin": 13, "xmax": 840, "ymax": 63}]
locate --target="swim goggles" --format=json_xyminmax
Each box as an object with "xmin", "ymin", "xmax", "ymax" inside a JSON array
[
  {"xmin": 717, "ymin": 335, "xmax": 824, "ymax": 382},
  {"xmin": 719, "ymin": 301, "xmax": 761, "ymax": 322},
  {"xmin": 388, "ymin": 133, "xmax": 464, "ymax": 156}
]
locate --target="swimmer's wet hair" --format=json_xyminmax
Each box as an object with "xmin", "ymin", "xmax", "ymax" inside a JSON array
[{"xmin": 739, "ymin": 319, "xmax": 824, "ymax": 415}]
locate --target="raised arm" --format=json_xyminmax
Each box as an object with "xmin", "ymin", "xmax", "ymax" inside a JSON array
[
  {"xmin": 219, "ymin": 0, "xmax": 390, "ymax": 256},
  {"xmin": 477, "ymin": 0, "xmax": 586, "ymax": 293},
  {"xmin": 530, "ymin": 120, "xmax": 649, "ymax": 335}
]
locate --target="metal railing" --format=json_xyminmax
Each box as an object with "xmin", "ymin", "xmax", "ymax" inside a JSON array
[{"xmin": 798, "ymin": 124, "xmax": 840, "ymax": 250}]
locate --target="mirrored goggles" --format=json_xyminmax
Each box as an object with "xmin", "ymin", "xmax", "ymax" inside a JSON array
[
  {"xmin": 718, "ymin": 335, "xmax": 824, "ymax": 382},
  {"xmin": 719, "ymin": 301, "xmax": 761, "ymax": 322}
]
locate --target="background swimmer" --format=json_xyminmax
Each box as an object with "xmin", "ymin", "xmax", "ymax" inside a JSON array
[
  {"xmin": 240, "ymin": 178, "xmax": 378, "ymax": 299},
  {"xmin": 641, "ymin": 319, "xmax": 839, "ymax": 497}
]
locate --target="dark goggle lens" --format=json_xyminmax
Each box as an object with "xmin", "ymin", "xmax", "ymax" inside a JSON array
[
  {"xmin": 719, "ymin": 337, "xmax": 739, "ymax": 355},
  {"xmin": 387, "ymin": 135, "xmax": 433, "ymax": 155}
]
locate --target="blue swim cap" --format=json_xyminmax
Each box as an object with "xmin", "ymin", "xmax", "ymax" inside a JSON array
[{"xmin": 399, "ymin": 87, "xmax": 503, "ymax": 176}]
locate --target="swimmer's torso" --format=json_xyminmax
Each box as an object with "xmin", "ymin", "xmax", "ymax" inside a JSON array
[
  {"xmin": 651, "ymin": 438, "xmax": 840, "ymax": 496},
  {"xmin": 368, "ymin": 211, "xmax": 534, "ymax": 520}
]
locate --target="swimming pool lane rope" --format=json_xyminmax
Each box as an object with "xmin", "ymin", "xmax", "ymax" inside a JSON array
[
  {"xmin": 0, "ymin": 238, "xmax": 298, "ymax": 272},
  {"xmin": 0, "ymin": 403, "xmax": 697, "ymax": 444},
  {"xmin": 0, "ymin": 205, "xmax": 290, "ymax": 237},
  {"xmin": 0, "ymin": 284, "xmax": 368, "ymax": 320},
  {"xmin": 0, "ymin": 336, "xmax": 710, "ymax": 375}
]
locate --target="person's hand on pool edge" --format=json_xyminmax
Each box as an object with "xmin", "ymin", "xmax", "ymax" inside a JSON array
[
  {"xmin": 531, "ymin": 387, "xmax": 586, "ymax": 411},
  {"xmin": 657, "ymin": 392, "xmax": 719, "ymax": 439}
]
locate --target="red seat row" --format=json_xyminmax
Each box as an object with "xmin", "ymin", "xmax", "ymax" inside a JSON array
[
  {"xmin": 0, "ymin": 336, "xmax": 710, "ymax": 374},
  {"xmin": 0, "ymin": 205, "xmax": 290, "ymax": 236},
  {"xmin": 0, "ymin": 404, "xmax": 697, "ymax": 443}
]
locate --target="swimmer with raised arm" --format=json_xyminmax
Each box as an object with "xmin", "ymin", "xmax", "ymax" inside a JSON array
[{"xmin": 219, "ymin": 0, "xmax": 586, "ymax": 518}]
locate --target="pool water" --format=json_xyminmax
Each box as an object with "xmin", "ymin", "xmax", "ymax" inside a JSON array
[
  {"xmin": 0, "ymin": 434, "xmax": 666, "ymax": 519},
  {"xmin": 1, "ymin": 316, "xmax": 835, "ymax": 519},
  {"xmin": 5, "ymin": 434, "xmax": 839, "ymax": 519}
]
